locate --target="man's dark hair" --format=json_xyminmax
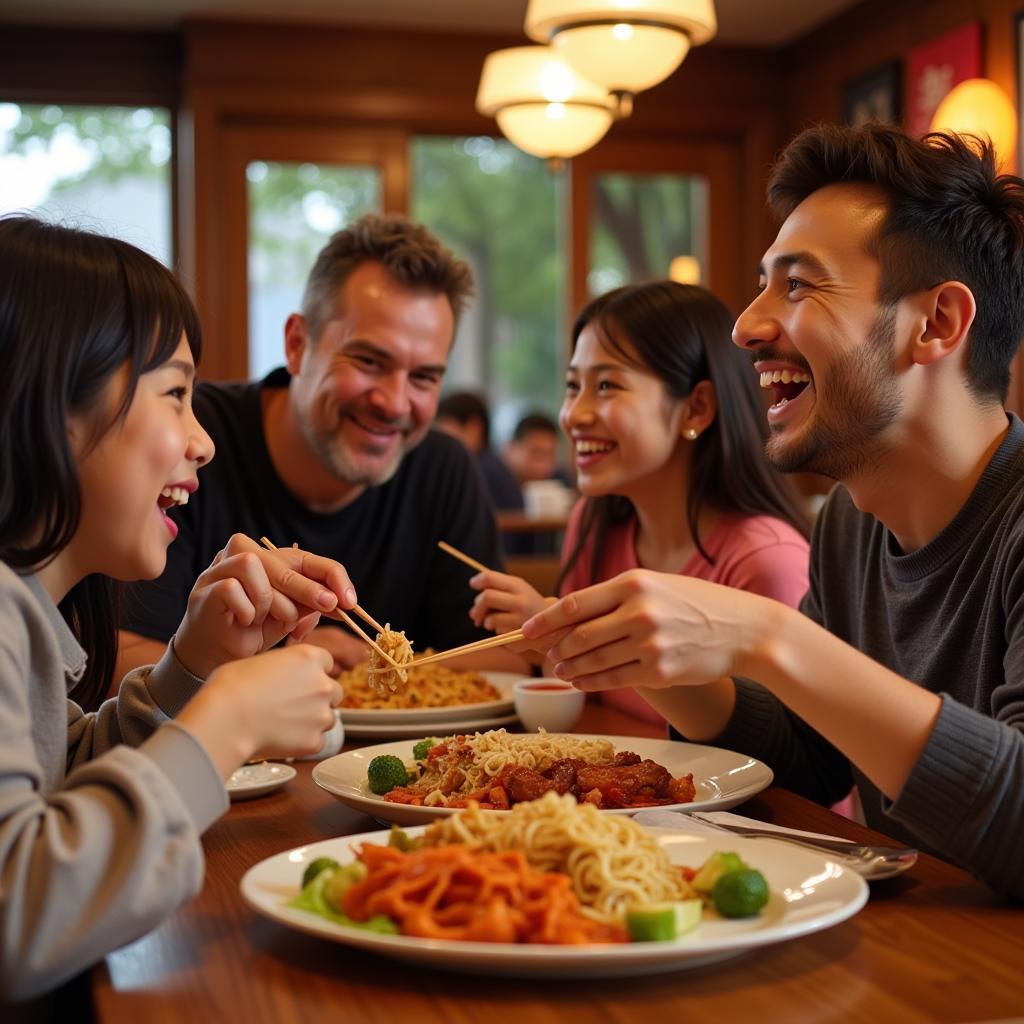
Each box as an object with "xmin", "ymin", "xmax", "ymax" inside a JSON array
[
  {"xmin": 768, "ymin": 122, "xmax": 1024, "ymax": 403},
  {"xmin": 512, "ymin": 412, "xmax": 558, "ymax": 442},
  {"xmin": 301, "ymin": 212, "xmax": 474, "ymax": 341},
  {"xmin": 436, "ymin": 391, "xmax": 491, "ymax": 446}
]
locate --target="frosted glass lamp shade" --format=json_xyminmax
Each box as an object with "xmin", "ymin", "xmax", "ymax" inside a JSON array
[
  {"xmin": 525, "ymin": 0, "xmax": 717, "ymax": 93},
  {"xmin": 476, "ymin": 46, "xmax": 616, "ymax": 160}
]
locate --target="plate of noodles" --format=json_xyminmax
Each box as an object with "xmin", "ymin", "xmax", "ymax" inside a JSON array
[
  {"xmin": 240, "ymin": 794, "xmax": 867, "ymax": 978},
  {"xmin": 338, "ymin": 667, "xmax": 521, "ymax": 725},
  {"xmin": 312, "ymin": 732, "xmax": 773, "ymax": 826}
]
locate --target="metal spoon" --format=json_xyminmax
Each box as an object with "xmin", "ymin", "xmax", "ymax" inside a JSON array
[{"xmin": 688, "ymin": 812, "xmax": 918, "ymax": 880}]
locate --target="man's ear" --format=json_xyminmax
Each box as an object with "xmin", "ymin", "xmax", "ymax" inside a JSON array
[
  {"xmin": 681, "ymin": 378, "xmax": 717, "ymax": 437},
  {"xmin": 284, "ymin": 313, "xmax": 309, "ymax": 375},
  {"xmin": 911, "ymin": 281, "xmax": 976, "ymax": 368}
]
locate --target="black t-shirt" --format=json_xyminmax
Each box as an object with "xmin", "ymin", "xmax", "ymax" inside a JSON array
[{"xmin": 122, "ymin": 370, "xmax": 504, "ymax": 652}]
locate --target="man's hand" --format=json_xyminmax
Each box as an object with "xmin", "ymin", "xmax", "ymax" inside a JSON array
[{"xmin": 522, "ymin": 568, "xmax": 762, "ymax": 692}]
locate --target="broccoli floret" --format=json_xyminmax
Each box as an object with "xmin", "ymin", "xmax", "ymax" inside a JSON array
[
  {"xmin": 301, "ymin": 856, "xmax": 341, "ymax": 889},
  {"xmin": 367, "ymin": 754, "xmax": 408, "ymax": 795},
  {"xmin": 412, "ymin": 737, "xmax": 438, "ymax": 761}
]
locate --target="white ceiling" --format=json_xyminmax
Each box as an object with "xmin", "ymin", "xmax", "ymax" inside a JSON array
[{"xmin": 1, "ymin": 0, "xmax": 862, "ymax": 48}]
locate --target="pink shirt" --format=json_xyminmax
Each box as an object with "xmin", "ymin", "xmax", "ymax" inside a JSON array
[{"xmin": 559, "ymin": 501, "xmax": 810, "ymax": 723}]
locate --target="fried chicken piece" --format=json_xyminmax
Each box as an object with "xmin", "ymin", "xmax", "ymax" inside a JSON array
[
  {"xmin": 495, "ymin": 764, "xmax": 560, "ymax": 803},
  {"xmin": 610, "ymin": 750, "xmax": 642, "ymax": 767},
  {"xmin": 667, "ymin": 772, "xmax": 696, "ymax": 803},
  {"xmin": 545, "ymin": 758, "xmax": 587, "ymax": 794},
  {"xmin": 575, "ymin": 758, "xmax": 673, "ymax": 799}
]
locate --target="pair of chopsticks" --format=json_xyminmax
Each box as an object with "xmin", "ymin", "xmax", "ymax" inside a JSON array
[
  {"xmin": 411, "ymin": 628, "xmax": 526, "ymax": 668},
  {"xmin": 259, "ymin": 537, "xmax": 403, "ymax": 671},
  {"xmin": 412, "ymin": 540, "xmax": 524, "ymax": 667}
]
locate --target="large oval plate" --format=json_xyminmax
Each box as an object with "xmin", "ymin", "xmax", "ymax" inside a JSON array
[
  {"xmin": 240, "ymin": 827, "xmax": 867, "ymax": 979},
  {"xmin": 312, "ymin": 734, "xmax": 774, "ymax": 826}
]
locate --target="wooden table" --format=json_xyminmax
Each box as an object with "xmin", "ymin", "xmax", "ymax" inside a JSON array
[{"xmin": 91, "ymin": 704, "xmax": 1024, "ymax": 1023}]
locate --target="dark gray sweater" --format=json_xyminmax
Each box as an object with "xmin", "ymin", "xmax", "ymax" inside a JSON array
[{"xmin": 716, "ymin": 414, "xmax": 1024, "ymax": 901}]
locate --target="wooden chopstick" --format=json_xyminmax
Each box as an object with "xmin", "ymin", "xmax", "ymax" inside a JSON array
[
  {"xmin": 258, "ymin": 536, "xmax": 401, "ymax": 670},
  {"xmin": 411, "ymin": 629, "xmax": 525, "ymax": 668},
  {"xmin": 437, "ymin": 540, "xmax": 490, "ymax": 574}
]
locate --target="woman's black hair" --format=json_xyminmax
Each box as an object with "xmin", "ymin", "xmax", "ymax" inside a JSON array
[
  {"xmin": 558, "ymin": 280, "xmax": 811, "ymax": 590},
  {"xmin": 0, "ymin": 216, "xmax": 202, "ymax": 709}
]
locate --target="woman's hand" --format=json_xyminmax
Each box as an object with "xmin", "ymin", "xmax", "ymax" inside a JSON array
[
  {"xmin": 173, "ymin": 534, "xmax": 356, "ymax": 679},
  {"xmin": 522, "ymin": 568, "xmax": 778, "ymax": 692},
  {"xmin": 176, "ymin": 645, "xmax": 342, "ymax": 778},
  {"xmin": 468, "ymin": 569, "xmax": 553, "ymax": 634}
]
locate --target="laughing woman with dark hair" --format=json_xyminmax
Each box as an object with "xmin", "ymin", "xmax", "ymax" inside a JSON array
[
  {"xmin": 469, "ymin": 280, "xmax": 811, "ymax": 723},
  {"xmin": 0, "ymin": 216, "xmax": 356, "ymax": 1004}
]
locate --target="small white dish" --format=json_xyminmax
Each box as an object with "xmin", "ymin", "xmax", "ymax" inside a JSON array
[
  {"xmin": 227, "ymin": 762, "xmax": 297, "ymax": 801},
  {"xmin": 513, "ymin": 678, "xmax": 584, "ymax": 733}
]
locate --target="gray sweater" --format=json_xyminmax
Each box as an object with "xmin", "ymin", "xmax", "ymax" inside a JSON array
[
  {"xmin": 0, "ymin": 565, "xmax": 227, "ymax": 1001},
  {"xmin": 714, "ymin": 414, "xmax": 1024, "ymax": 900}
]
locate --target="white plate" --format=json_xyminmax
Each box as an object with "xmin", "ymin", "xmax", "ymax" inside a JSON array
[
  {"xmin": 312, "ymin": 735, "xmax": 774, "ymax": 826},
  {"xmin": 227, "ymin": 762, "xmax": 297, "ymax": 801},
  {"xmin": 345, "ymin": 712, "xmax": 520, "ymax": 740},
  {"xmin": 339, "ymin": 671, "xmax": 521, "ymax": 726},
  {"xmin": 240, "ymin": 826, "xmax": 867, "ymax": 978}
]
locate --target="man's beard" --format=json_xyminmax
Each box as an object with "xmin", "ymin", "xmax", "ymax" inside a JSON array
[
  {"xmin": 300, "ymin": 406, "xmax": 410, "ymax": 488},
  {"xmin": 766, "ymin": 305, "xmax": 902, "ymax": 480}
]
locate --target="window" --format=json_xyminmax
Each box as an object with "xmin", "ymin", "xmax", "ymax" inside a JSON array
[
  {"xmin": 247, "ymin": 160, "xmax": 381, "ymax": 378},
  {"xmin": 0, "ymin": 102, "xmax": 172, "ymax": 264},
  {"xmin": 589, "ymin": 172, "xmax": 708, "ymax": 295},
  {"xmin": 412, "ymin": 136, "xmax": 567, "ymax": 439}
]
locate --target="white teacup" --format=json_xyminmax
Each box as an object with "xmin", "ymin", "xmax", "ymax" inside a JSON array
[{"xmin": 514, "ymin": 678, "xmax": 584, "ymax": 733}]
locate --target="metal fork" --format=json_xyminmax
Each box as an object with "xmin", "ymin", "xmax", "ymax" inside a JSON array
[{"xmin": 689, "ymin": 812, "xmax": 918, "ymax": 878}]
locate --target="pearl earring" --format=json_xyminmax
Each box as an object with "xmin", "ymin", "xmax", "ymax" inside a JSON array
[{"xmin": 685, "ymin": 428, "xmax": 699, "ymax": 441}]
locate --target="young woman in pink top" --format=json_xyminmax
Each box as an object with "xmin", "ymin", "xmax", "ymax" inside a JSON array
[{"xmin": 470, "ymin": 280, "xmax": 812, "ymax": 724}]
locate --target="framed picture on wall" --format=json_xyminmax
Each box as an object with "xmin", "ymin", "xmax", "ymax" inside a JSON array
[
  {"xmin": 843, "ymin": 62, "xmax": 902, "ymax": 127},
  {"xmin": 905, "ymin": 21, "xmax": 982, "ymax": 138}
]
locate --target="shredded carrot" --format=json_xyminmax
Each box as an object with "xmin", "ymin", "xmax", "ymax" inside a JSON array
[{"xmin": 342, "ymin": 843, "xmax": 628, "ymax": 945}]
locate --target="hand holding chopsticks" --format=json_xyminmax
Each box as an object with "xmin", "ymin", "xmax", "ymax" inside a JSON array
[{"xmin": 259, "ymin": 537, "xmax": 402, "ymax": 671}]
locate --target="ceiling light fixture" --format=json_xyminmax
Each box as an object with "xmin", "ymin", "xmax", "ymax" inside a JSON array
[
  {"xmin": 475, "ymin": 46, "xmax": 617, "ymax": 166},
  {"xmin": 524, "ymin": 0, "xmax": 717, "ymax": 115}
]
